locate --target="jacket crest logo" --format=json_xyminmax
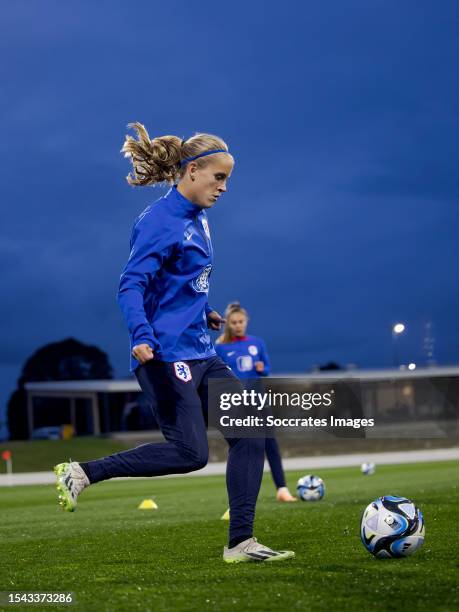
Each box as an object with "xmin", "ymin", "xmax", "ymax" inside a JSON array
[{"xmin": 192, "ymin": 264, "xmax": 212, "ymax": 293}]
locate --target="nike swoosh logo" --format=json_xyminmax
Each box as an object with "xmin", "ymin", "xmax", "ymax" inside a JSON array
[{"xmin": 227, "ymin": 351, "xmax": 235, "ymax": 356}]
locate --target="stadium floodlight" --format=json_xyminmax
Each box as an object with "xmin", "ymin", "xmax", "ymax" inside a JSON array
[{"xmin": 392, "ymin": 322, "xmax": 406, "ymax": 367}]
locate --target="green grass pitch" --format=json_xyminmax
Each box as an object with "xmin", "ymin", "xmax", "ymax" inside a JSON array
[{"xmin": 1, "ymin": 461, "xmax": 458, "ymax": 611}]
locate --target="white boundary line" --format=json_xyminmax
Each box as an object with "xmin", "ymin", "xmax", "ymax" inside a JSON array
[{"xmin": 1, "ymin": 447, "xmax": 458, "ymax": 487}]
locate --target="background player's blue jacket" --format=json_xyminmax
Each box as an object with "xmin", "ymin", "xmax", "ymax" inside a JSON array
[
  {"xmin": 215, "ymin": 335, "xmax": 271, "ymax": 379},
  {"xmin": 117, "ymin": 185, "xmax": 216, "ymax": 372}
]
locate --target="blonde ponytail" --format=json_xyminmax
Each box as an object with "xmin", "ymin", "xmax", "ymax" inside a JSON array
[{"xmin": 121, "ymin": 123, "xmax": 229, "ymax": 187}]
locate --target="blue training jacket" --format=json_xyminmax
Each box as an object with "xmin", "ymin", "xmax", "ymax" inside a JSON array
[
  {"xmin": 117, "ymin": 185, "xmax": 216, "ymax": 372},
  {"xmin": 215, "ymin": 335, "xmax": 271, "ymax": 379}
]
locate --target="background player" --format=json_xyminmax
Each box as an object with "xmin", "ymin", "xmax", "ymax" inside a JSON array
[{"xmin": 216, "ymin": 302, "xmax": 297, "ymax": 502}]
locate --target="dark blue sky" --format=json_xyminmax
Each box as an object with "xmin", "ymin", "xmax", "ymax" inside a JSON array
[{"xmin": 1, "ymin": 1, "xmax": 458, "ymax": 437}]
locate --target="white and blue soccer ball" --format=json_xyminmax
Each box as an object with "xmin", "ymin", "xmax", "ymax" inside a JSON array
[
  {"xmin": 296, "ymin": 474, "xmax": 325, "ymax": 501},
  {"xmin": 361, "ymin": 495, "xmax": 425, "ymax": 558},
  {"xmin": 361, "ymin": 462, "xmax": 376, "ymax": 475}
]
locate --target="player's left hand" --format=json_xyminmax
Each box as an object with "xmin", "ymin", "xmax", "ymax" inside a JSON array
[
  {"xmin": 254, "ymin": 361, "xmax": 265, "ymax": 373},
  {"xmin": 207, "ymin": 310, "xmax": 225, "ymax": 330}
]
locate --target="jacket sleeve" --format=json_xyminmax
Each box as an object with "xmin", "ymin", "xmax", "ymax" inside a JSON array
[
  {"xmin": 117, "ymin": 215, "xmax": 176, "ymax": 350},
  {"xmin": 205, "ymin": 303, "xmax": 214, "ymax": 317},
  {"xmin": 258, "ymin": 338, "xmax": 271, "ymax": 376}
]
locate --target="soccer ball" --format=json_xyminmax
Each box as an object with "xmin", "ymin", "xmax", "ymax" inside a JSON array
[
  {"xmin": 296, "ymin": 475, "xmax": 325, "ymax": 501},
  {"xmin": 361, "ymin": 462, "xmax": 376, "ymax": 475},
  {"xmin": 360, "ymin": 495, "xmax": 425, "ymax": 558}
]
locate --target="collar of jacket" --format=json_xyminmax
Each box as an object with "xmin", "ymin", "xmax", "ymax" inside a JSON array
[{"xmin": 165, "ymin": 185, "xmax": 203, "ymax": 218}]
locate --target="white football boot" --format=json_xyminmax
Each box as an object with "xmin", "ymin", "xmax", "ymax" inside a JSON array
[
  {"xmin": 223, "ymin": 537, "xmax": 295, "ymax": 563},
  {"xmin": 54, "ymin": 461, "xmax": 90, "ymax": 512}
]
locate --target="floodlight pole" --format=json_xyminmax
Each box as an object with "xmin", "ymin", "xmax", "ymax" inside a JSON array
[{"xmin": 392, "ymin": 323, "xmax": 405, "ymax": 368}]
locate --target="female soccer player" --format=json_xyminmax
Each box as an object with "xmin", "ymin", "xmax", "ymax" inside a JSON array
[
  {"xmin": 216, "ymin": 302, "xmax": 297, "ymax": 502},
  {"xmin": 53, "ymin": 124, "xmax": 294, "ymax": 563}
]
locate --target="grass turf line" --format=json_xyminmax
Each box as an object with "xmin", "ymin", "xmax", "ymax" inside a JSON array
[
  {"xmin": 1, "ymin": 461, "xmax": 458, "ymax": 611},
  {"xmin": 2, "ymin": 437, "xmax": 458, "ymax": 473}
]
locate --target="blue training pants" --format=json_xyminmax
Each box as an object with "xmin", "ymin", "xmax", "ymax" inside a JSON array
[
  {"xmin": 265, "ymin": 438, "xmax": 286, "ymax": 489},
  {"xmin": 81, "ymin": 356, "xmax": 265, "ymax": 543}
]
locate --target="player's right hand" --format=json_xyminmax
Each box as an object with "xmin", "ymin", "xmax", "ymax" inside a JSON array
[{"xmin": 132, "ymin": 343, "xmax": 154, "ymax": 364}]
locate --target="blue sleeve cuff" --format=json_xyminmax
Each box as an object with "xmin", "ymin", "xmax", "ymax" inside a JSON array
[{"xmin": 131, "ymin": 324, "xmax": 160, "ymax": 351}]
